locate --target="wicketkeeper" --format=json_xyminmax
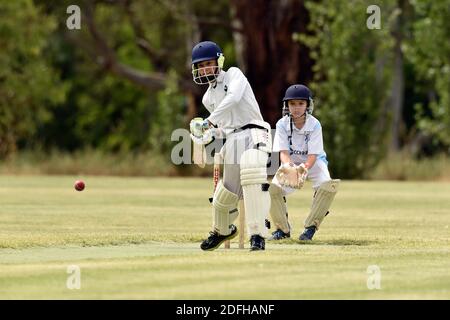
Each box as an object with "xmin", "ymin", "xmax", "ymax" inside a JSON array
[
  {"xmin": 269, "ymin": 84, "xmax": 340, "ymax": 241},
  {"xmin": 189, "ymin": 41, "xmax": 272, "ymax": 251}
]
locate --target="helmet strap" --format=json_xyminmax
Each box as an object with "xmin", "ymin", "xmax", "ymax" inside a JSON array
[{"xmin": 289, "ymin": 116, "xmax": 294, "ymax": 156}]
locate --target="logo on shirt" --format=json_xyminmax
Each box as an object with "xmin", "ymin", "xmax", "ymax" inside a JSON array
[
  {"xmin": 304, "ymin": 133, "xmax": 310, "ymax": 143},
  {"xmin": 292, "ymin": 150, "xmax": 308, "ymax": 156}
]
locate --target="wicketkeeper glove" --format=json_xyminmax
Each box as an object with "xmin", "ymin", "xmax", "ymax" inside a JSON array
[{"xmin": 275, "ymin": 163, "xmax": 308, "ymax": 189}]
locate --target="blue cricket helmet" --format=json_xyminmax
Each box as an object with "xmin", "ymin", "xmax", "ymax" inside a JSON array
[
  {"xmin": 283, "ymin": 84, "xmax": 312, "ymax": 102},
  {"xmin": 191, "ymin": 41, "xmax": 223, "ymax": 65},
  {"xmin": 191, "ymin": 41, "xmax": 225, "ymax": 85},
  {"xmin": 282, "ymin": 84, "xmax": 314, "ymax": 115}
]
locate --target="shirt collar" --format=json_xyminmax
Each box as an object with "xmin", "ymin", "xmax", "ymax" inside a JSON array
[
  {"xmin": 216, "ymin": 70, "xmax": 225, "ymax": 83},
  {"xmin": 210, "ymin": 70, "xmax": 225, "ymax": 89},
  {"xmin": 292, "ymin": 115, "xmax": 313, "ymax": 132}
]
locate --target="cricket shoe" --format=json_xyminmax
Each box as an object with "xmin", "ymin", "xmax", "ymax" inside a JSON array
[
  {"xmin": 200, "ymin": 224, "xmax": 238, "ymax": 251},
  {"xmin": 268, "ymin": 229, "xmax": 290, "ymax": 240},
  {"xmin": 250, "ymin": 235, "xmax": 265, "ymax": 251},
  {"xmin": 299, "ymin": 226, "xmax": 316, "ymax": 240}
]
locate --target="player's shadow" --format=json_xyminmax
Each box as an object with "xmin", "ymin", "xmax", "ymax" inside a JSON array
[
  {"xmin": 303, "ymin": 239, "xmax": 374, "ymax": 246},
  {"xmin": 274, "ymin": 238, "xmax": 374, "ymax": 246}
]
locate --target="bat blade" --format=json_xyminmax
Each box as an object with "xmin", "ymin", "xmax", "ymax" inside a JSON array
[{"xmin": 193, "ymin": 142, "xmax": 206, "ymax": 168}]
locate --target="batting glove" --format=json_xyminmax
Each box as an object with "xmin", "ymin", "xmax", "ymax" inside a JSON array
[
  {"xmin": 190, "ymin": 117, "xmax": 210, "ymax": 138},
  {"xmin": 190, "ymin": 128, "xmax": 224, "ymax": 145}
]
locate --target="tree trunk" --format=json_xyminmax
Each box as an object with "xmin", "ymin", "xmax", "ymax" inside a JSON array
[
  {"xmin": 389, "ymin": 0, "xmax": 406, "ymax": 151},
  {"xmin": 229, "ymin": 0, "xmax": 313, "ymax": 126},
  {"xmin": 390, "ymin": 36, "xmax": 404, "ymax": 151}
]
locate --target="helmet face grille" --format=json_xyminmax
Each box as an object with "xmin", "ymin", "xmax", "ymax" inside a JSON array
[
  {"xmin": 192, "ymin": 65, "xmax": 221, "ymax": 85},
  {"xmin": 191, "ymin": 41, "xmax": 224, "ymax": 85}
]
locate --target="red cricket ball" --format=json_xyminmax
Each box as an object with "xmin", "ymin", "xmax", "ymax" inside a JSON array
[{"xmin": 74, "ymin": 180, "xmax": 85, "ymax": 191}]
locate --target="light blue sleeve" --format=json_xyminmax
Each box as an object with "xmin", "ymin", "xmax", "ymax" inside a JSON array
[
  {"xmin": 273, "ymin": 120, "xmax": 290, "ymax": 152},
  {"xmin": 307, "ymin": 121, "xmax": 324, "ymax": 155}
]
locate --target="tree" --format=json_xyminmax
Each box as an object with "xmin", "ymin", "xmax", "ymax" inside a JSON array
[
  {"xmin": 229, "ymin": 0, "xmax": 314, "ymax": 125},
  {"xmin": 388, "ymin": 0, "xmax": 413, "ymax": 151},
  {"xmin": 36, "ymin": 0, "xmax": 233, "ymax": 153},
  {"xmin": 0, "ymin": 0, "xmax": 66, "ymax": 158},
  {"xmin": 32, "ymin": 0, "xmax": 315, "ymax": 158},
  {"xmin": 410, "ymin": 1, "xmax": 450, "ymax": 152},
  {"xmin": 298, "ymin": 0, "xmax": 396, "ymax": 178},
  {"xmin": 53, "ymin": 0, "xmax": 313, "ymax": 127}
]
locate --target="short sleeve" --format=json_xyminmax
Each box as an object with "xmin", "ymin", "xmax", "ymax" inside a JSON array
[
  {"xmin": 273, "ymin": 119, "xmax": 290, "ymax": 152},
  {"xmin": 307, "ymin": 122, "xmax": 324, "ymax": 155}
]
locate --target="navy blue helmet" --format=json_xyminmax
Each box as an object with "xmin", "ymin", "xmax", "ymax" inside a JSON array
[
  {"xmin": 282, "ymin": 84, "xmax": 314, "ymax": 116},
  {"xmin": 192, "ymin": 41, "xmax": 223, "ymax": 65},
  {"xmin": 191, "ymin": 41, "xmax": 225, "ymax": 85},
  {"xmin": 283, "ymin": 84, "xmax": 312, "ymax": 102}
]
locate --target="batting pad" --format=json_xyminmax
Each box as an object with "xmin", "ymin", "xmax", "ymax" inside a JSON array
[
  {"xmin": 268, "ymin": 183, "xmax": 290, "ymax": 233},
  {"xmin": 304, "ymin": 179, "xmax": 340, "ymax": 229},
  {"xmin": 240, "ymin": 149, "xmax": 270, "ymax": 237},
  {"xmin": 240, "ymin": 149, "xmax": 268, "ymax": 185},
  {"xmin": 212, "ymin": 180, "xmax": 239, "ymax": 235}
]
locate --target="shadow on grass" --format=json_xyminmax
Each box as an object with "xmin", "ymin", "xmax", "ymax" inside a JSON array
[
  {"xmin": 271, "ymin": 238, "xmax": 375, "ymax": 246},
  {"xmin": 182, "ymin": 234, "xmax": 377, "ymax": 247}
]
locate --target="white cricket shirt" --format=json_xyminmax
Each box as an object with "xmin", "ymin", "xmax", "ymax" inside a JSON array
[
  {"xmin": 202, "ymin": 68, "xmax": 265, "ymax": 135},
  {"xmin": 273, "ymin": 114, "xmax": 328, "ymax": 164}
]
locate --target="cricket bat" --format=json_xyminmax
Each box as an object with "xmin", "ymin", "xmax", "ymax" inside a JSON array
[
  {"xmin": 193, "ymin": 141, "xmax": 206, "ymax": 168},
  {"xmin": 238, "ymin": 199, "xmax": 245, "ymax": 249},
  {"xmin": 212, "ymin": 153, "xmax": 230, "ymax": 248}
]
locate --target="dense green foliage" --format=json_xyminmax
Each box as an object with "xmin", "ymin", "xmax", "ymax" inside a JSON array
[
  {"xmin": 297, "ymin": 0, "xmax": 449, "ymax": 177},
  {"xmin": 298, "ymin": 0, "xmax": 395, "ymax": 178},
  {"xmin": 0, "ymin": 0, "xmax": 448, "ymax": 178},
  {"xmin": 410, "ymin": 1, "xmax": 450, "ymax": 148},
  {"xmin": 0, "ymin": 0, "xmax": 66, "ymax": 156}
]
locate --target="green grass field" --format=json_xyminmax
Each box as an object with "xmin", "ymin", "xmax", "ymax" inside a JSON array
[{"xmin": 0, "ymin": 175, "xmax": 449, "ymax": 299}]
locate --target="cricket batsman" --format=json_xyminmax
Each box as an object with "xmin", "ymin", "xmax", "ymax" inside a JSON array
[
  {"xmin": 189, "ymin": 41, "xmax": 272, "ymax": 251},
  {"xmin": 268, "ymin": 84, "xmax": 340, "ymax": 241}
]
